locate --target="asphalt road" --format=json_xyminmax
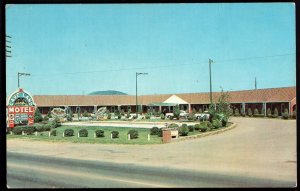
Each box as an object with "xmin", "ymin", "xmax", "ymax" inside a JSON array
[
  {"xmin": 7, "ymin": 152, "xmax": 294, "ymax": 188},
  {"xmin": 7, "ymin": 117, "xmax": 297, "ymax": 188}
]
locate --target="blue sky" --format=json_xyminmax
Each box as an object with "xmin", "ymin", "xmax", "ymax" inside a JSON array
[{"xmin": 6, "ymin": 3, "xmax": 295, "ymax": 96}]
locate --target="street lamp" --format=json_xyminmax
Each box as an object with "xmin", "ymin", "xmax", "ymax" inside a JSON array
[
  {"xmin": 18, "ymin": 72, "xmax": 30, "ymax": 88},
  {"xmin": 209, "ymin": 59, "xmax": 213, "ymax": 104},
  {"xmin": 136, "ymin": 72, "xmax": 148, "ymax": 117}
]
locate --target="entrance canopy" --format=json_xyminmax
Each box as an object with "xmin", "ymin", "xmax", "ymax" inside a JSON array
[
  {"xmin": 163, "ymin": 95, "xmax": 188, "ymax": 105},
  {"xmin": 147, "ymin": 102, "xmax": 177, "ymax": 107}
]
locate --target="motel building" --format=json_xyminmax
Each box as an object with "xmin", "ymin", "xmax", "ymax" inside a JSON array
[{"xmin": 31, "ymin": 86, "xmax": 296, "ymax": 117}]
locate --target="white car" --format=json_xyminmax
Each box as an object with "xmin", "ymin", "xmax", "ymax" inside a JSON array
[
  {"xmin": 194, "ymin": 111, "xmax": 210, "ymax": 120},
  {"xmin": 165, "ymin": 110, "xmax": 189, "ymax": 119}
]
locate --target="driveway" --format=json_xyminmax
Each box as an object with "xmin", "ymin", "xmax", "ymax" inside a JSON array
[{"xmin": 7, "ymin": 117, "xmax": 296, "ymax": 185}]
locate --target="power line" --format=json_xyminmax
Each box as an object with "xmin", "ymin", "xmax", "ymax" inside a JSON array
[
  {"xmin": 216, "ymin": 53, "xmax": 295, "ymax": 63},
  {"xmin": 7, "ymin": 52, "xmax": 295, "ymax": 78}
]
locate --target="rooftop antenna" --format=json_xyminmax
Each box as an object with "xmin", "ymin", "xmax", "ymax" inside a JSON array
[{"xmin": 255, "ymin": 77, "xmax": 257, "ymax": 90}]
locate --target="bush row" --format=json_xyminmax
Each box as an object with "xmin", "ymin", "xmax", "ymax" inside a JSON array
[{"xmin": 149, "ymin": 119, "xmax": 228, "ymax": 138}]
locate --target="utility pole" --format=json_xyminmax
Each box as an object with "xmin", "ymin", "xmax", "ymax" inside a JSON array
[
  {"xmin": 136, "ymin": 72, "xmax": 148, "ymax": 117},
  {"xmin": 18, "ymin": 72, "xmax": 30, "ymax": 88},
  {"xmin": 209, "ymin": 59, "xmax": 213, "ymax": 104},
  {"xmin": 6, "ymin": 35, "xmax": 12, "ymax": 58}
]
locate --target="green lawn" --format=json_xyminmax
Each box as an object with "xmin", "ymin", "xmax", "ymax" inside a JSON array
[
  {"xmin": 7, "ymin": 126, "xmax": 163, "ymax": 145},
  {"xmin": 7, "ymin": 123, "xmax": 232, "ymax": 144}
]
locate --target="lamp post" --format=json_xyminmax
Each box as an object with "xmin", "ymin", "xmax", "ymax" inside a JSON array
[
  {"xmin": 209, "ymin": 59, "xmax": 213, "ymax": 104},
  {"xmin": 136, "ymin": 72, "xmax": 148, "ymax": 117},
  {"xmin": 18, "ymin": 72, "xmax": 30, "ymax": 88}
]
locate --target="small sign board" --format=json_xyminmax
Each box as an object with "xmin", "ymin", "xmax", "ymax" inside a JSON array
[{"xmin": 6, "ymin": 88, "xmax": 36, "ymax": 128}]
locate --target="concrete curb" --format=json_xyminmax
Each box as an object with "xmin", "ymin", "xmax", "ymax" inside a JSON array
[{"xmin": 171, "ymin": 123, "xmax": 237, "ymax": 143}]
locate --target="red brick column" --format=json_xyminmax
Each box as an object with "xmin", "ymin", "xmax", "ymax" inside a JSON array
[{"xmin": 162, "ymin": 129, "xmax": 171, "ymax": 143}]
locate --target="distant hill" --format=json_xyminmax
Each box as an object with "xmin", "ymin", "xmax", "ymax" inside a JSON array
[{"xmin": 88, "ymin": 90, "xmax": 127, "ymax": 95}]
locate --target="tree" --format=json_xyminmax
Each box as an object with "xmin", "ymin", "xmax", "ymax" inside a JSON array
[
  {"xmin": 47, "ymin": 110, "xmax": 52, "ymax": 118},
  {"xmin": 209, "ymin": 90, "xmax": 231, "ymax": 121},
  {"xmin": 83, "ymin": 110, "xmax": 88, "ymax": 117},
  {"xmin": 34, "ymin": 108, "xmax": 43, "ymax": 123},
  {"xmin": 66, "ymin": 107, "xmax": 73, "ymax": 121},
  {"xmin": 173, "ymin": 105, "xmax": 180, "ymax": 120}
]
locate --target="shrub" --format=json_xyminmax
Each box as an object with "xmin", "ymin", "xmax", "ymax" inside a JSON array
[
  {"xmin": 282, "ymin": 112, "xmax": 289, "ymax": 120},
  {"xmin": 43, "ymin": 115, "xmax": 49, "ymax": 121},
  {"xmin": 126, "ymin": 113, "xmax": 130, "ymax": 119},
  {"xmin": 150, "ymin": 127, "xmax": 159, "ymax": 135},
  {"xmin": 44, "ymin": 124, "xmax": 51, "ymax": 131},
  {"xmin": 188, "ymin": 125, "xmax": 194, "ymax": 132},
  {"xmin": 111, "ymin": 131, "xmax": 119, "ymax": 138},
  {"xmin": 128, "ymin": 129, "xmax": 139, "ymax": 139},
  {"xmin": 234, "ymin": 108, "xmax": 240, "ymax": 116},
  {"xmin": 221, "ymin": 117, "xmax": 228, "ymax": 127},
  {"xmin": 107, "ymin": 113, "xmax": 111, "ymax": 119},
  {"xmin": 207, "ymin": 121, "xmax": 212, "ymax": 128},
  {"xmin": 79, "ymin": 129, "xmax": 88, "ymax": 137},
  {"xmin": 67, "ymin": 114, "xmax": 73, "ymax": 121},
  {"xmin": 160, "ymin": 114, "xmax": 165, "ymax": 120},
  {"xmin": 157, "ymin": 128, "xmax": 163, "ymax": 137},
  {"xmin": 36, "ymin": 125, "xmax": 45, "ymax": 132},
  {"xmin": 229, "ymin": 108, "xmax": 234, "ymax": 116},
  {"xmin": 6, "ymin": 127, "xmax": 13, "ymax": 134},
  {"xmin": 168, "ymin": 123, "xmax": 179, "ymax": 129},
  {"xmin": 50, "ymin": 129, "xmax": 57, "ymax": 136},
  {"xmin": 199, "ymin": 124, "xmax": 208, "ymax": 132},
  {"xmin": 47, "ymin": 110, "xmax": 52, "ymax": 118},
  {"xmin": 247, "ymin": 108, "xmax": 252, "ymax": 117},
  {"xmin": 179, "ymin": 124, "xmax": 189, "ymax": 136},
  {"xmin": 83, "ymin": 110, "xmax": 89, "ymax": 117},
  {"xmin": 95, "ymin": 129, "xmax": 105, "ymax": 137},
  {"xmin": 22, "ymin": 125, "xmax": 36, "ymax": 135},
  {"xmin": 273, "ymin": 108, "xmax": 278, "ymax": 118},
  {"xmin": 267, "ymin": 108, "xmax": 272, "ymax": 118},
  {"xmin": 64, "ymin": 129, "xmax": 74, "ymax": 137},
  {"xmin": 34, "ymin": 108, "xmax": 43, "ymax": 123},
  {"xmin": 145, "ymin": 114, "xmax": 151, "ymax": 119},
  {"xmin": 51, "ymin": 117, "xmax": 61, "ymax": 128},
  {"xmin": 173, "ymin": 105, "xmax": 180, "ymax": 119},
  {"xmin": 194, "ymin": 124, "xmax": 201, "ymax": 130},
  {"xmin": 241, "ymin": 109, "xmax": 246, "ymax": 117},
  {"xmin": 118, "ymin": 114, "xmax": 121, "ymax": 119},
  {"xmin": 282, "ymin": 108, "xmax": 289, "ymax": 120},
  {"xmin": 187, "ymin": 114, "xmax": 195, "ymax": 121},
  {"xmin": 198, "ymin": 108, "xmax": 203, "ymax": 113},
  {"xmin": 212, "ymin": 119, "xmax": 222, "ymax": 129},
  {"xmin": 253, "ymin": 108, "xmax": 259, "ymax": 117},
  {"xmin": 12, "ymin": 126, "xmax": 23, "ymax": 135}
]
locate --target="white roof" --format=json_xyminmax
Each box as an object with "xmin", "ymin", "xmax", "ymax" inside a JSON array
[{"xmin": 163, "ymin": 95, "xmax": 188, "ymax": 104}]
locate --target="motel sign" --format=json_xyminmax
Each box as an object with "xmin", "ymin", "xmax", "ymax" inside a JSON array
[{"xmin": 6, "ymin": 88, "xmax": 35, "ymax": 128}]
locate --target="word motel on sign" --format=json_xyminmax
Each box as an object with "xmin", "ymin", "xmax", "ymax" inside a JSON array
[{"xmin": 8, "ymin": 106, "xmax": 35, "ymax": 113}]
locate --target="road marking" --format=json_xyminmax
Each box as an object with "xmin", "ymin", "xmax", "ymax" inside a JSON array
[{"xmin": 8, "ymin": 162, "xmax": 173, "ymax": 188}]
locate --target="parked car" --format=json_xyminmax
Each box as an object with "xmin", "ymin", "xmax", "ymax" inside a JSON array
[
  {"xmin": 165, "ymin": 110, "xmax": 189, "ymax": 119},
  {"xmin": 194, "ymin": 111, "xmax": 210, "ymax": 120}
]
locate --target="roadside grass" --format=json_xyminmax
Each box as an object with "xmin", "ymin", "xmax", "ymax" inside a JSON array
[
  {"xmin": 7, "ymin": 126, "xmax": 163, "ymax": 145},
  {"xmin": 7, "ymin": 123, "xmax": 233, "ymax": 144}
]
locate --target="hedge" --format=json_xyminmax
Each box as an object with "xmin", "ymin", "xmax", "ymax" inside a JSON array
[
  {"xmin": 79, "ymin": 129, "xmax": 88, "ymax": 137},
  {"xmin": 111, "ymin": 131, "xmax": 119, "ymax": 138},
  {"xmin": 150, "ymin": 127, "xmax": 160, "ymax": 135},
  {"xmin": 64, "ymin": 129, "xmax": 74, "ymax": 137},
  {"xmin": 95, "ymin": 130, "xmax": 105, "ymax": 137},
  {"xmin": 128, "ymin": 130, "xmax": 139, "ymax": 139}
]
